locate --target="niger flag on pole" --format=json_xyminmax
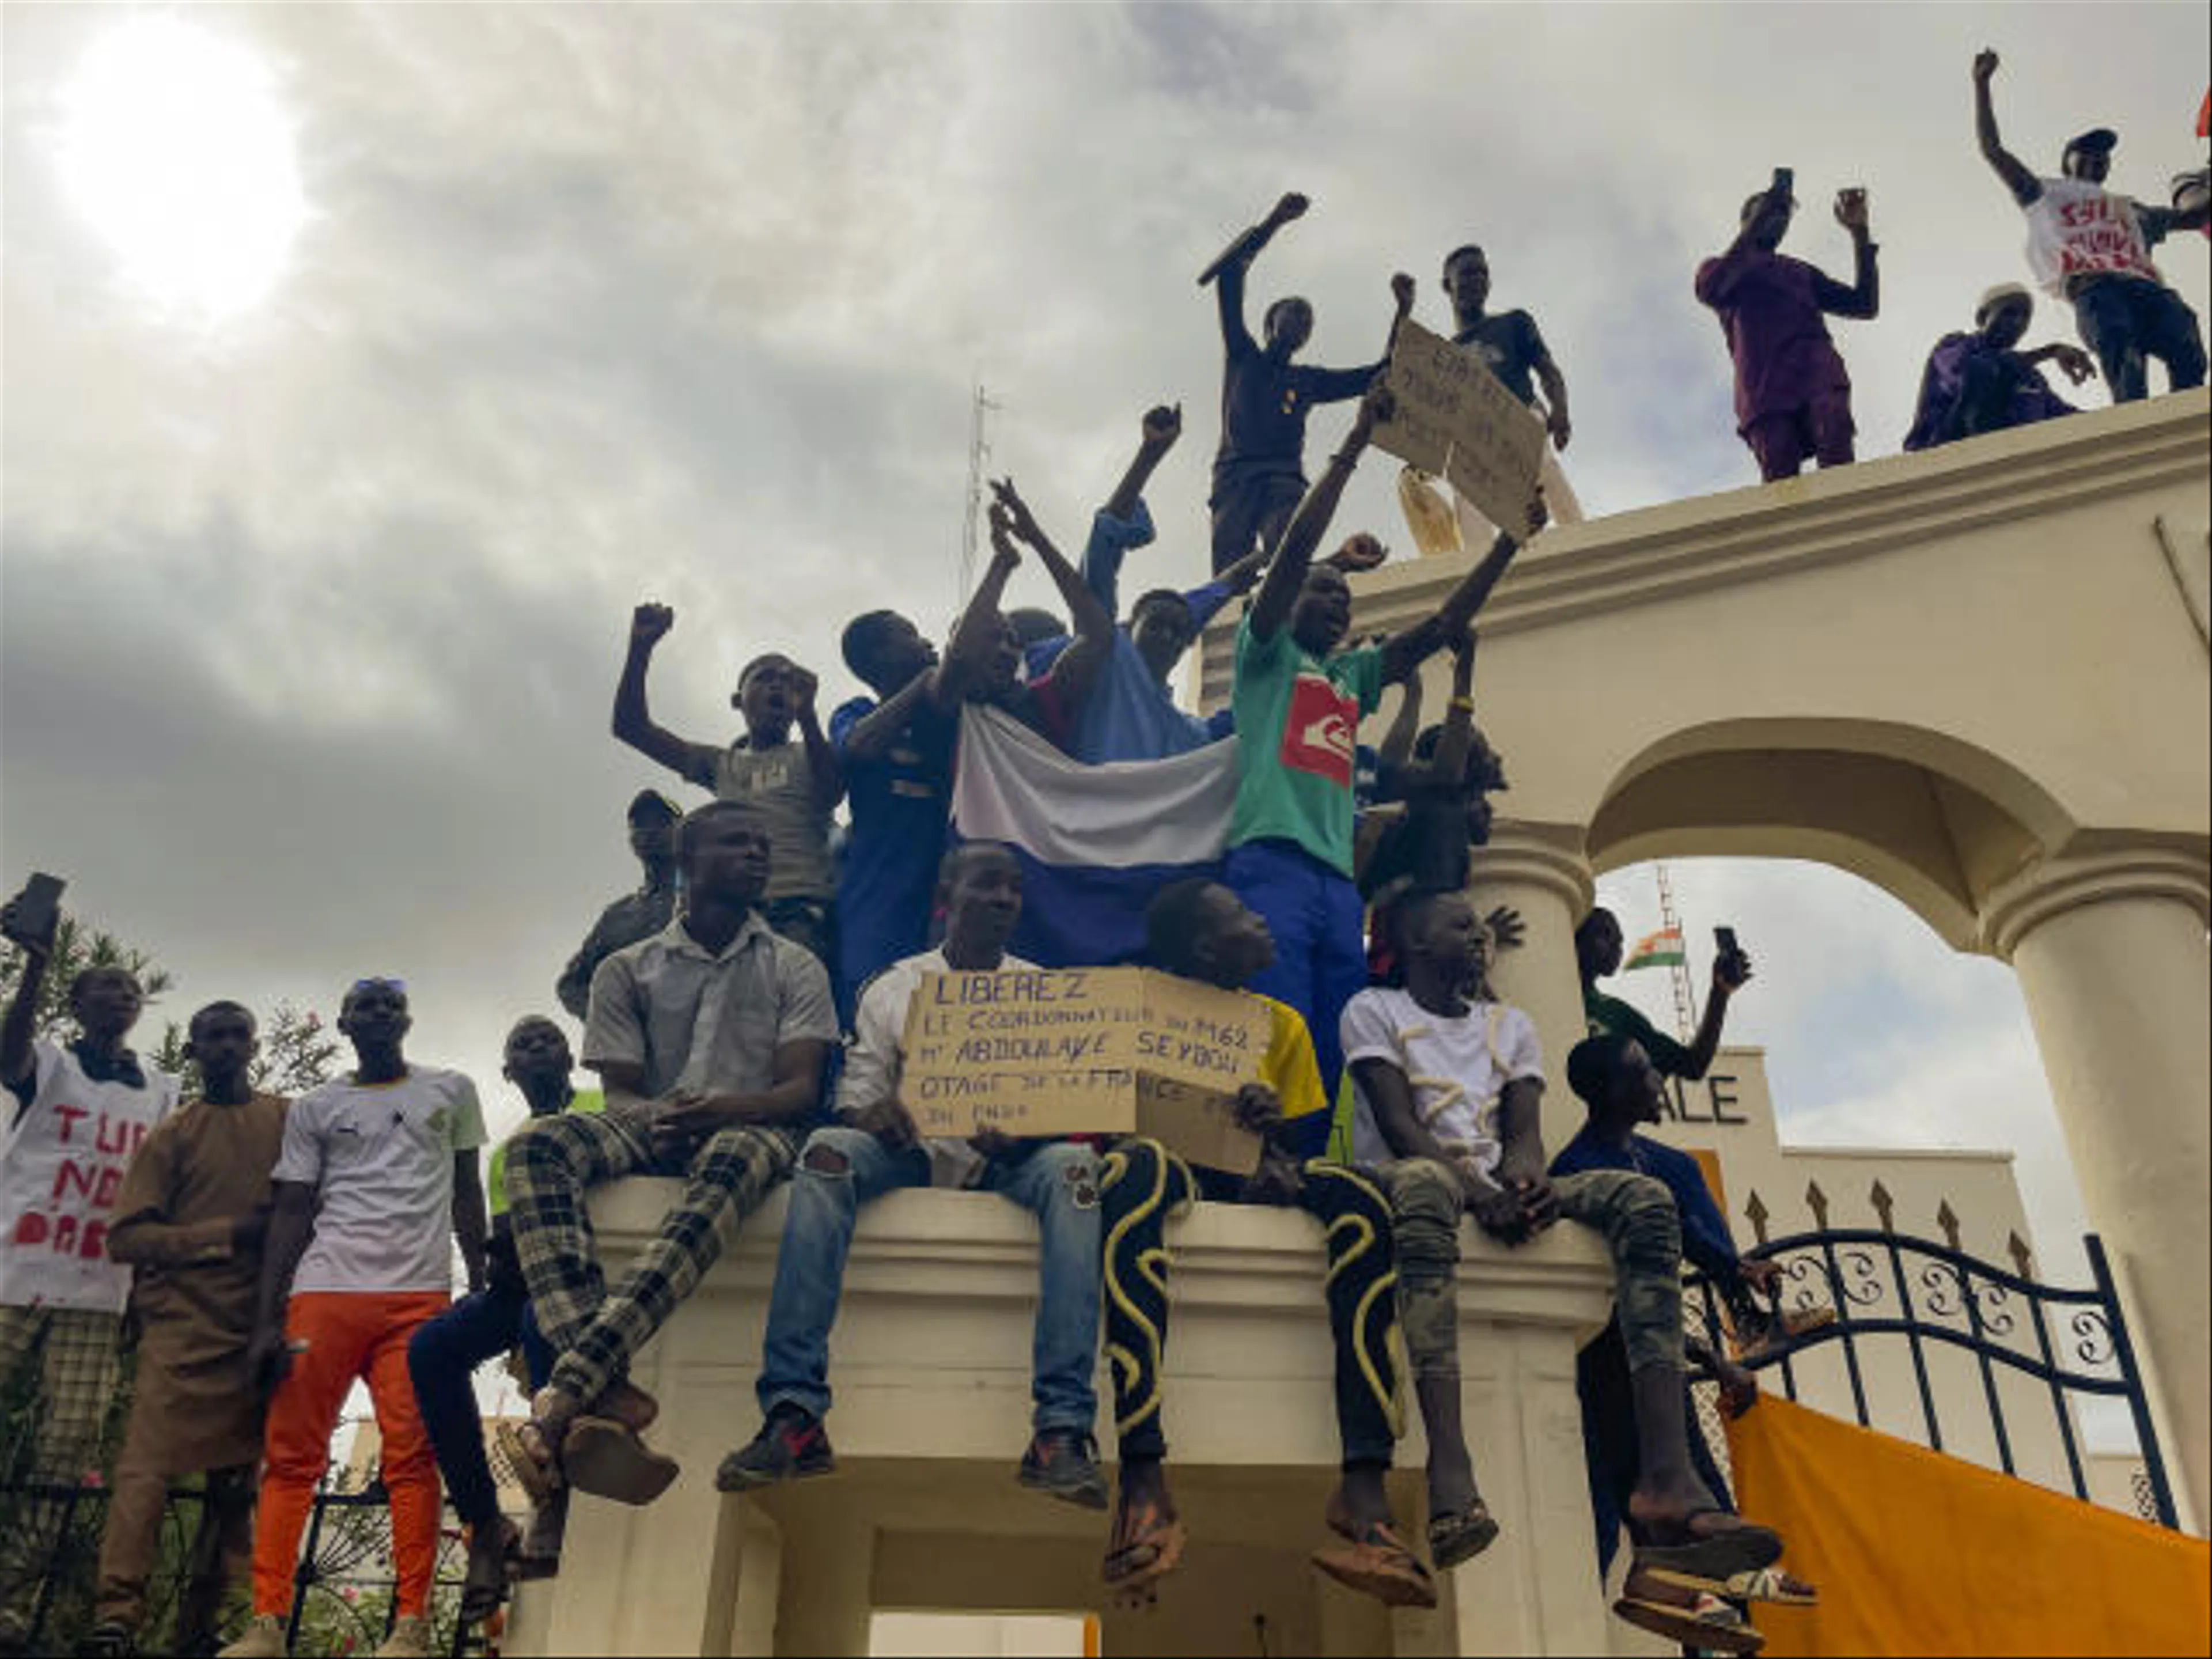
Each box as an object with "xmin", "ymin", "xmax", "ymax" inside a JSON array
[{"xmin": 1623, "ymin": 927, "xmax": 1686, "ymax": 971}]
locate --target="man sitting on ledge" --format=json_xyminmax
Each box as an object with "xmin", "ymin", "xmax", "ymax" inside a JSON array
[
  {"xmin": 504, "ymin": 801, "xmax": 838, "ymax": 1506},
  {"xmin": 721, "ymin": 842, "xmax": 1109, "ymax": 1507},
  {"xmin": 1099, "ymin": 879, "xmax": 1419, "ymax": 1607}
]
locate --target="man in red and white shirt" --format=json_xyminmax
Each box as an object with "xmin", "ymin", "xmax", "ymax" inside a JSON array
[
  {"xmin": 1975, "ymin": 48, "xmax": 2209, "ymax": 403},
  {"xmin": 0, "ymin": 899, "xmax": 179, "ymax": 1651}
]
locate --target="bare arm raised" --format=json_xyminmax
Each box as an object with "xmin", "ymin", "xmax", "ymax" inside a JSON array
[{"xmin": 1974, "ymin": 50, "xmax": 2042, "ymax": 207}]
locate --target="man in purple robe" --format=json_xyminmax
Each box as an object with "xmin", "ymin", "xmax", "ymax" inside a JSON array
[
  {"xmin": 1695, "ymin": 173, "xmax": 1880, "ymax": 482},
  {"xmin": 1904, "ymin": 283, "xmax": 2095, "ymax": 452}
]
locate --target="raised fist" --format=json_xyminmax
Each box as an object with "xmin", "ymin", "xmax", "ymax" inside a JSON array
[
  {"xmin": 1141, "ymin": 403, "xmax": 1183, "ymax": 449},
  {"xmin": 1972, "ymin": 48, "xmax": 1999, "ymax": 84},
  {"xmin": 630, "ymin": 603, "xmax": 675, "ymax": 648}
]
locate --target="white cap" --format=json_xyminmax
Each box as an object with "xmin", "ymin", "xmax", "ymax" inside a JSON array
[{"xmin": 1976, "ymin": 283, "xmax": 2033, "ymax": 323}]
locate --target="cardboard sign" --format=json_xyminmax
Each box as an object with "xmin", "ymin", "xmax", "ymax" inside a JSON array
[
  {"xmin": 900, "ymin": 967, "xmax": 1272, "ymax": 1173},
  {"xmin": 1371, "ymin": 319, "xmax": 1545, "ymax": 540}
]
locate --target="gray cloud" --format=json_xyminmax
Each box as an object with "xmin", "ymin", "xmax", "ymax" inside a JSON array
[{"xmin": 6, "ymin": 0, "xmax": 2206, "ymax": 1190}]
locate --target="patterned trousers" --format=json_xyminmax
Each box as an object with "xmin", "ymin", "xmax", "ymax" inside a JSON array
[
  {"xmin": 0, "ymin": 1304, "xmax": 122, "ymax": 1628},
  {"xmin": 1101, "ymin": 1139, "xmax": 1404, "ymax": 1466},
  {"xmin": 1379, "ymin": 1160, "xmax": 1686, "ymax": 1380},
  {"xmin": 505, "ymin": 1109, "xmax": 798, "ymax": 1408}
]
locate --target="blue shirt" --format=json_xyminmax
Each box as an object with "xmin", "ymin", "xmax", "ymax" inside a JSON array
[
  {"xmin": 1027, "ymin": 500, "xmax": 1241, "ymax": 763},
  {"xmin": 1550, "ymin": 1124, "xmax": 1739, "ymax": 1281},
  {"xmin": 829, "ymin": 694, "xmax": 958, "ymax": 1012}
]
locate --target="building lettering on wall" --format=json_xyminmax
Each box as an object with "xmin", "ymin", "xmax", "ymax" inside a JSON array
[{"xmin": 1661, "ymin": 1071, "xmax": 1747, "ymax": 1127}]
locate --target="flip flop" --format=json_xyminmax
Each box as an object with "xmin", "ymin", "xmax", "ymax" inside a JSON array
[
  {"xmin": 1646, "ymin": 1564, "xmax": 1820, "ymax": 1606},
  {"xmin": 1104, "ymin": 1498, "xmax": 1188, "ymax": 1585},
  {"xmin": 1104, "ymin": 1498, "xmax": 1188, "ymax": 1608},
  {"xmin": 562, "ymin": 1414, "xmax": 681, "ymax": 1506},
  {"xmin": 494, "ymin": 1418, "xmax": 565, "ymax": 1506},
  {"xmin": 1426, "ymin": 1502, "xmax": 1501, "ymax": 1571},
  {"xmin": 1629, "ymin": 1510, "xmax": 1783, "ymax": 1588},
  {"xmin": 1310, "ymin": 1518, "xmax": 1438, "ymax": 1609},
  {"xmin": 1614, "ymin": 1593, "xmax": 1766, "ymax": 1657}
]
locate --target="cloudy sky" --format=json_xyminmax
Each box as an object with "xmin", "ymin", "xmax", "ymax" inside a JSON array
[{"xmin": 5, "ymin": 4, "xmax": 2206, "ymax": 1301}]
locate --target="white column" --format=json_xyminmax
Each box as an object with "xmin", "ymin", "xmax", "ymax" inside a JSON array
[
  {"xmin": 1468, "ymin": 822, "xmax": 1597, "ymax": 1079},
  {"xmin": 1984, "ymin": 847, "xmax": 2211, "ymax": 1531}
]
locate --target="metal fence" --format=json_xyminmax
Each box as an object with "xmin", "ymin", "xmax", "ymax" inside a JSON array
[
  {"xmin": 1689, "ymin": 1195, "xmax": 2179, "ymax": 1530},
  {"xmin": 1, "ymin": 1467, "xmax": 485, "ymax": 1657}
]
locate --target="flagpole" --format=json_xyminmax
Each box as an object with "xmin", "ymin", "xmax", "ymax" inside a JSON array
[{"xmin": 1653, "ymin": 862, "xmax": 1697, "ymax": 1043}]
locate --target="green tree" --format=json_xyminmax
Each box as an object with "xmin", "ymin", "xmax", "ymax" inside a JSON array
[
  {"xmin": 0, "ymin": 912, "xmax": 174, "ymax": 1042},
  {"xmin": 152, "ymin": 1001, "xmax": 343, "ymax": 1104}
]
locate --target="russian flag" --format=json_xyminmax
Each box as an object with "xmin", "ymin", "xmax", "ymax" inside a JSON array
[{"xmin": 951, "ymin": 706, "xmax": 1240, "ymax": 969}]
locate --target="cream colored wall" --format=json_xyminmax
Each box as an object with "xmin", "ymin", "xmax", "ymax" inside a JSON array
[{"xmin": 1196, "ymin": 391, "xmax": 2211, "ymax": 1531}]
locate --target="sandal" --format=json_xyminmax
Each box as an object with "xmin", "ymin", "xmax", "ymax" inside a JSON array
[
  {"xmin": 459, "ymin": 1518, "xmax": 521, "ymax": 1624},
  {"xmin": 1614, "ymin": 1591, "xmax": 1766, "ymax": 1657},
  {"xmin": 1646, "ymin": 1564, "xmax": 1819, "ymax": 1606},
  {"xmin": 494, "ymin": 1417, "xmax": 565, "ymax": 1507},
  {"xmin": 1310, "ymin": 1517, "xmax": 1439, "ymax": 1609},
  {"xmin": 1628, "ymin": 1509, "xmax": 1783, "ymax": 1590},
  {"xmin": 562, "ymin": 1414, "xmax": 681, "ymax": 1506},
  {"xmin": 1103, "ymin": 1497, "xmax": 1188, "ymax": 1596},
  {"xmin": 596, "ymin": 1378, "xmax": 661, "ymax": 1435},
  {"xmin": 1426, "ymin": 1502, "xmax": 1501, "ymax": 1571}
]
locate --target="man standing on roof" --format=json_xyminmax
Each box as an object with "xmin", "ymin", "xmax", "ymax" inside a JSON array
[
  {"xmin": 1974, "ymin": 49, "xmax": 2208, "ymax": 402},
  {"xmin": 1695, "ymin": 172, "xmax": 1880, "ymax": 482},
  {"xmin": 1203, "ymin": 192, "xmax": 1392, "ymax": 574}
]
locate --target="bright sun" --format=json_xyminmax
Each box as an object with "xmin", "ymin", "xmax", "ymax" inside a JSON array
[{"xmin": 56, "ymin": 16, "xmax": 307, "ymax": 321}]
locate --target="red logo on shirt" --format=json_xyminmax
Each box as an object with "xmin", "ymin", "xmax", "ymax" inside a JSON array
[{"xmin": 1279, "ymin": 672, "xmax": 1357, "ymax": 786}]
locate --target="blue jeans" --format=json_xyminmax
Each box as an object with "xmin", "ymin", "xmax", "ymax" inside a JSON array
[
  {"xmin": 2072, "ymin": 275, "xmax": 2207, "ymax": 403},
  {"xmin": 756, "ymin": 1125, "xmax": 1104, "ymax": 1435},
  {"xmin": 1225, "ymin": 838, "xmax": 1369, "ymax": 1139},
  {"xmin": 406, "ymin": 1278, "xmax": 556, "ymax": 1532}
]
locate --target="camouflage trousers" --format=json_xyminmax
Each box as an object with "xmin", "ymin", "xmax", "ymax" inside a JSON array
[{"xmin": 1378, "ymin": 1161, "xmax": 1685, "ymax": 1378}]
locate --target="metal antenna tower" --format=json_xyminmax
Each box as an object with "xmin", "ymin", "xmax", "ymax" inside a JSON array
[
  {"xmin": 958, "ymin": 380, "xmax": 1001, "ymax": 603},
  {"xmin": 1654, "ymin": 861, "xmax": 1698, "ymax": 1042}
]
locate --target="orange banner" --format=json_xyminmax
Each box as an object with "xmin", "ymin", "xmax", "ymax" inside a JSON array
[{"xmin": 1728, "ymin": 1396, "xmax": 2209, "ymax": 1656}]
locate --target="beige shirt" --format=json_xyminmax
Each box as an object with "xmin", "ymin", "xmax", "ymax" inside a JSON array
[{"xmin": 584, "ymin": 911, "xmax": 839, "ymax": 1099}]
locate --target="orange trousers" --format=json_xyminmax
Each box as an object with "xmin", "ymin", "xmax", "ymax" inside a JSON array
[{"xmin": 251, "ymin": 1290, "xmax": 449, "ymax": 1618}]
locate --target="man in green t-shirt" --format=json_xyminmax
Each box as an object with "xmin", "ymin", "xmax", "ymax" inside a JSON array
[
  {"xmin": 1577, "ymin": 908, "xmax": 1808, "ymax": 1357},
  {"xmin": 1225, "ymin": 321, "xmax": 1547, "ymax": 1132},
  {"xmin": 1574, "ymin": 907, "xmax": 1751, "ymax": 1082}
]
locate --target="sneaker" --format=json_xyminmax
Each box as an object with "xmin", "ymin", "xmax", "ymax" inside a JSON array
[
  {"xmin": 372, "ymin": 1615, "xmax": 433, "ymax": 1659},
  {"xmin": 716, "ymin": 1408, "xmax": 837, "ymax": 1493},
  {"xmin": 1018, "ymin": 1432, "xmax": 1109, "ymax": 1510},
  {"xmin": 216, "ymin": 1616, "xmax": 287, "ymax": 1659},
  {"xmin": 77, "ymin": 1621, "xmax": 135, "ymax": 1658}
]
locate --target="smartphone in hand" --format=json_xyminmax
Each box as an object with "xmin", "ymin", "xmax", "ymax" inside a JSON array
[
  {"xmin": 1714, "ymin": 925, "xmax": 1747, "ymax": 979},
  {"xmin": 2, "ymin": 872, "xmax": 65, "ymax": 949}
]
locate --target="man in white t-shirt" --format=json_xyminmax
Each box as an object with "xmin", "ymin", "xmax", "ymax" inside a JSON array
[
  {"xmin": 0, "ymin": 903, "xmax": 179, "ymax": 1652},
  {"xmin": 1343, "ymin": 893, "xmax": 1794, "ymax": 1647},
  {"xmin": 1974, "ymin": 48, "xmax": 2208, "ymax": 402},
  {"xmin": 222, "ymin": 979, "xmax": 488, "ymax": 1659}
]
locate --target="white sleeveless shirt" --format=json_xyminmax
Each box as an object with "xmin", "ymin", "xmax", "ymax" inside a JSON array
[
  {"xmin": 2022, "ymin": 176, "xmax": 2161, "ymax": 296},
  {"xmin": 2, "ymin": 1038, "xmax": 179, "ymax": 1312}
]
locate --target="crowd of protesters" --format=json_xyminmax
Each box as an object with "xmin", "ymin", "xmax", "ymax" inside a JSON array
[{"xmin": 1, "ymin": 49, "xmax": 2204, "ymax": 1659}]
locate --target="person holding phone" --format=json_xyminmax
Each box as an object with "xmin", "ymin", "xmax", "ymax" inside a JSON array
[
  {"xmin": 0, "ymin": 878, "xmax": 181, "ymax": 1654},
  {"xmin": 1574, "ymin": 907, "xmax": 1752, "ymax": 1086},
  {"xmin": 1695, "ymin": 169, "xmax": 1880, "ymax": 481}
]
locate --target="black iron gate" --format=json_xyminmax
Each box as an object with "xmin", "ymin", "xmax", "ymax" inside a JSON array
[{"xmin": 1690, "ymin": 1209, "xmax": 2179, "ymax": 1530}]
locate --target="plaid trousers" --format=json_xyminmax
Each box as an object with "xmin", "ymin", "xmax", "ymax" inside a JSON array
[
  {"xmin": 0, "ymin": 1304, "xmax": 123, "ymax": 1626},
  {"xmin": 505, "ymin": 1109, "xmax": 798, "ymax": 1408}
]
